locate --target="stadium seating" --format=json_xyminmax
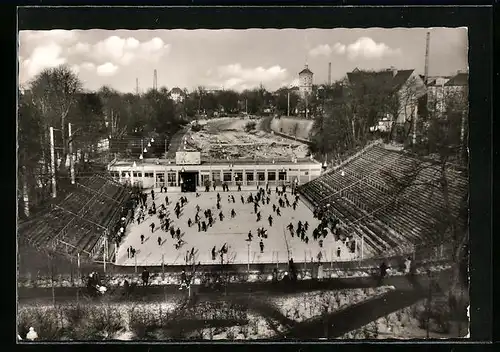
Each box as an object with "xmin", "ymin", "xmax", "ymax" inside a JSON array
[
  {"xmin": 298, "ymin": 144, "xmax": 468, "ymax": 257},
  {"xmin": 18, "ymin": 174, "xmax": 131, "ymax": 259}
]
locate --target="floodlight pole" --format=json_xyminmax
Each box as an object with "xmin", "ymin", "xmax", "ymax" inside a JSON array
[
  {"xmin": 49, "ymin": 127, "xmax": 57, "ymax": 198},
  {"xmin": 68, "ymin": 123, "xmax": 75, "ymax": 185}
]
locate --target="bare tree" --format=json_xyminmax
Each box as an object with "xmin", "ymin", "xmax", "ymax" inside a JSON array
[
  {"xmin": 29, "ymin": 65, "xmax": 83, "ymax": 173},
  {"xmin": 383, "ymin": 84, "xmax": 469, "ymax": 311}
]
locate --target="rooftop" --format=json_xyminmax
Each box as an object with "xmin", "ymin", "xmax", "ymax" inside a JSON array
[
  {"xmin": 110, "ymin": 157, "xmax": 320, "ymax": 168},
  {"xmin": 444, "ymin": 72, "xmax": 468, "ymax": 87},
  {"xmin": 347, "ymin": 68, "xmax": 415, "ymax": 92},
  {"xmin": 299, "ymin": 64, "xmax": 313, "ymax": 76}
]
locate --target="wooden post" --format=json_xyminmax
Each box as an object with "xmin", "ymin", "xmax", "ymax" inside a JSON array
[
  {"xmin": 135, "ymin": 255, "xmax": 137, "ymax": 274},
  {"xmin": 247, "ymin": 243, "xmax": 250, "ymax": 275},
  {"xmin": 77, "ymin": 252, "xmax": 81, "ymax": 285},
  {"xmin": 48, "ymin": 253, "xmax": 55, "ymax": 307},
  {"xmin": 70, "ymin": 255, "xmax": 74, "ymax": 286},
  {"xmin": 162, "ymin": 254, "xmax": 165, "ymax": 280},
  {"xmin": 330, "ymin": 249, "xmax": 333, "ymax": 276},
  {"xmin": 103, "ymin": 236, "xmax": 107, "ymax": 274}
]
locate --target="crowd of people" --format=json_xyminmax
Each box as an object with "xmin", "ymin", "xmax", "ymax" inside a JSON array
[{"xmin": 117, "ymin": 181, "xmax": 365, "ymax": 270}]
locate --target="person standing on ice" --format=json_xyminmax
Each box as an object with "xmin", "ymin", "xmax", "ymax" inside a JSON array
[
  {"xmin": 150, "ymin": 222, "xmax": 155, "ymax": 233},
  {"xmin": 268, "ymin": 215, "xmax": 273, "ymax": 227},
  {"xmin": 142, "ymin": 268, "xmax": 150, "ymax": 286},
  {"xmin": 151, "ymin": 189, "xmax": 155, "ymax": 200},
  {"xmin": 211, "ymin": 246, "xmax": 216, "ymax": 260},
  {"xmin": 276, "ymin": 208, "xmax": 281, "ymax": 216},
  {"xmin": 256, "ymin": 211, "xmax": 261, "ymax": 222},
  {"xmin": 404, "ymin": 257, "xmax": 412, "ymax": 275},
  {"xmin": 140, "ymin": 234, "xmax": 145, "ymax": 244},
  {"xmin": 157, "ymin": 236, "xmax": 162, "ymax": 246},
  {"xmin": 259, "ymin": 240, "xmax": 264, "ymax": 253}
]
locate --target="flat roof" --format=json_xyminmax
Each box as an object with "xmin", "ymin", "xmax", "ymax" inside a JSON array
[{"xmin": 110, "ymin": 158, "xmax": 321, "ymax": 168}]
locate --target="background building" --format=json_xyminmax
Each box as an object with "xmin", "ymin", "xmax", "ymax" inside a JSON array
[{"xmin": 298, "ymin": 64, "xmax": 313, "ymax": 98}]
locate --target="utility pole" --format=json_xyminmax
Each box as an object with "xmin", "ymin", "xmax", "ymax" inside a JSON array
[
  {"xmin": 305, "ymin": 93, "xmax": 308, "ymax": 119},
  {"xmin": 49, "ymin": 126, "xmax": 57, "ymax": 198},
  {"xmin": 287, "ymin": 91, "xmax": 290, "ymax": 117},
  {"xmin": 136, "ymin": 78, "xmax": 139, "ymax": 95},
  {"xmin": 153, "ymin": 69, "xmax": 158, "ymax": 91},
  {"xmin": 68, "ymin": 123, "xmax": 75, "ymax": 185},
  {"xmin": 245, "ymin": 99, "xmax": 248, "ymax": 115},
  {"xmin": 328, "ymin": 62, "xmax": 332, "ymax": 86},
  {"xmin": 424, "ymin": 31, "xmax": 430, "ymax": 85}
]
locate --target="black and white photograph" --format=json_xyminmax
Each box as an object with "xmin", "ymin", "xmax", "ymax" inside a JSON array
[{"xmin": 17, "ymin": 26, "xmax": 470, "ymax": 341}]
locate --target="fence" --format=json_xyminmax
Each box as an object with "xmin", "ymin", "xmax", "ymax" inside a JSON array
[{"xmin": 112, "ymin": 242, "xmax": 452, "ymax": 272}]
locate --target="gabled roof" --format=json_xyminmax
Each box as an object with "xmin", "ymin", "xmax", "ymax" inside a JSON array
[
  {"xmin": 346, "ymin": 68, "xmax": 416, "ymax": 92},
  {"xmin": 299, "ymin": 66, "xmax": 313, "ymax": 75},
  {"xmin": 444, "ymin": 72, "xmax": 468, "ymax": 87}
]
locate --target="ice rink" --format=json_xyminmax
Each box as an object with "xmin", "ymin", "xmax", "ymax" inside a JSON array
[{"xmin": 115, "ymin": 188, "xmax": 358, "ymax": 267}]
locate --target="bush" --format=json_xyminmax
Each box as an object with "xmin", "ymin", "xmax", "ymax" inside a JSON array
[
  {"xmin": 191, "ymin": 123, "xmax": 202, "ymax": 132},
  {"xmin": 18, "ymin": 306, "xmax": 64, "ymax": 341},
  {"xmin": 129, "ymin": 306, "xmax": 162, "ymax": 340},
  {"xmin": 77, "ymin": 304, "xmax": 125, "ymax": 340},
  {"xmin": 244, "ymin": 121, "xmax": 256, "ymax": 132}
]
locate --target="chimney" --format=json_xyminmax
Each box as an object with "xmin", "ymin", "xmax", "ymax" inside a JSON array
[{"xmin": 328, "ymin": 62, "xmax": 332, "ymax": 85}]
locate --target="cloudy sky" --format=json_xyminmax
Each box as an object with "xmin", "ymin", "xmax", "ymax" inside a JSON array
[{"xmin": 18, "ymin": 28, "xmax": 468, "ymax": 93}]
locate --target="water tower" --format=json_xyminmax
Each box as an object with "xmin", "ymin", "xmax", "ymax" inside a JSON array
[{"xmin": 298, "ymin": 64, "xmax": 313, "ymax": 98}]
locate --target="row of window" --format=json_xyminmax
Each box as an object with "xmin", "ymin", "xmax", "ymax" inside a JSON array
[{"xmin": 110, "ymin": 170, "xmax": 310, "ymax": 180}]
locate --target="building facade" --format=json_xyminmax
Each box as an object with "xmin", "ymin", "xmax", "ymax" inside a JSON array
[
  {"xmin": 298, "ymin": 64, "xmax": 313, "ymax": 98},
  {"xmin": 107, "ymin": 156, "xmax": 323, "ymax": 190}
]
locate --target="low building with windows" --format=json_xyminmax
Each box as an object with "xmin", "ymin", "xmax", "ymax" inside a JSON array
[{"xmin": 107, "ymin": 153, "xmax": 322, "ymax": 191}]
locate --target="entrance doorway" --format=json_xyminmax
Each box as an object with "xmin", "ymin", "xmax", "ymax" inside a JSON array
[{"xmin": 180, "ymin": 172, "xmax": 198, "ymax": 192}]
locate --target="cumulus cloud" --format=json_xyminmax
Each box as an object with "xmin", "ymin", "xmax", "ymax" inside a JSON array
[
  {"xmin": 88, "ymin": 36, "xmax": 170, "ymax": 66},
  {"xmin": 96, "ymin": 62, "xmax": 119, "ymax": 76},
  {"xmin": 332, "ymin": 37, "xmax": 401, "ymax": 60},
  {"xmin": 20, "ymin": 42, "xmax": 67, "ymax": 80},
  {"xmin": 332, "ymin": 43, "xmax": 346, "ymax": 55},
  {"xmin": 80, "ymin": 62, "xmax": 96, "ymax": 71},
  {"xmin": 214, "ymin": 64, "xmax": 288, "ymax": 90},
  {"xmin": 309, "ymin": 44, "xmax": 332, "ymax": 57},
  {"xmin": 19, "ymin": 31, "xmax": 172, "ymax": 84},
  {"xmin": 19, "ymin": 30, "xmax": 79, "ymax": 45}
]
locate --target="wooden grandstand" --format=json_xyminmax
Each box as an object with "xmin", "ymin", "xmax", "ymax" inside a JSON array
[
  {"xmin": 298, "ymin": 144, "xmax": 468, "ymax": 258},
  {"xmin": 18, "ymin": 174, "xmax": 132, "ymax": 260}
]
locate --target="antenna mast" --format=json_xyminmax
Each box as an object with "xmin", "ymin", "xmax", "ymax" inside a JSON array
[
  {"xmin": 153, "ymin": 69, "xmax": 158, "ymax": 91},
  {"xmin": 424, "ymin": 31, "xmax": 430, "ymax": 84}
]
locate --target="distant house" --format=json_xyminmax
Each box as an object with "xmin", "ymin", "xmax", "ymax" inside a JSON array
[
  {"xmin": 425, "ymin": 75, "xmax": 451, "ymax": 114},
  {"xmin": 347, "ymin": 67, "xmax": 427, "ymax": 125},
  {"xmin": 444, "ymin": 71, "xmax": 468, "ymax": 94},
  {"xmin": 425, "ymin": 71, "xmax": 467, "ymax": 115},
  {"xmin": 170, "ymin": 87, "xmax": 185, "ymax": 103}
]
